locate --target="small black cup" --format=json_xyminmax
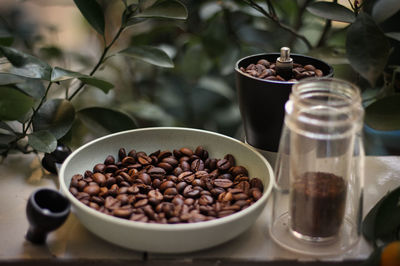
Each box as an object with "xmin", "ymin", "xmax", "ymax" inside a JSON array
[
  {"xmin": 26, "ymin": 188, "xmax": 70, "ymax": 244},
  {"xmin": 235, "ymin": 53, "xmax": 333, "ymax": 152}
]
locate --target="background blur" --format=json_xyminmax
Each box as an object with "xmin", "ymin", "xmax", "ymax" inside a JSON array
[{"xmin": 0, "ymin": 0, "xmax": 399, "ymax": 155}]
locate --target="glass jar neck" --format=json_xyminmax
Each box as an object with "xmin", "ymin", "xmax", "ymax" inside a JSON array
[{"xmin": 285, "ymin": 78, "xmax": 364, "ymax": 139}]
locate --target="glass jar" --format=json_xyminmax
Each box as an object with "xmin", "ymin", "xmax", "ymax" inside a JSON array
[{"xmin": 270, "ymin": 78, "xmax": 364, "ymax": 256}]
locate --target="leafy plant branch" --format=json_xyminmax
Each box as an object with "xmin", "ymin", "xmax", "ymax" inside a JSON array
[
  {"xmin": 241, "ymin": 0, "xmax": 313, "ymax": 49},
  {"xmin": 0, "ymin": 0, "xmax": 188, "ymax": 160},
  {"xmin": 68, "ymin": 18, "xmax": 127, "ymax": 101}
]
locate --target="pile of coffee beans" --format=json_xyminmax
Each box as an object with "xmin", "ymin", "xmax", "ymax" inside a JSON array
[
  {"xmin": 69, "ymin": 146, "xmax": 264, "ymax": 224},
  {"xmin": 239, "ymin": 59, "xmax": 324, "ymax": 82}
]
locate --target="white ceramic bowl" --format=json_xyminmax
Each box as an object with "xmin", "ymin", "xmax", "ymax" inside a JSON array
[{"xmin": 59, "ymin": 127, "xmax": 274, "ymax": 253}]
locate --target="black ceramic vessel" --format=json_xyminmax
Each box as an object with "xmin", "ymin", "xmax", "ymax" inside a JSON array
[
  {"xmin": 26, "ymin": 188, "xmax": 70, "ymax": 244},
  {"xmin": 235, "ymin": 53, "xmax": 334, "ymax": 152}
]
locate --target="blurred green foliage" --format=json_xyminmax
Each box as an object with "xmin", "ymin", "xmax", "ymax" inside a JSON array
[{"xmin": 0, "ymin": 0, "xmax": 399, "ymax": 158}]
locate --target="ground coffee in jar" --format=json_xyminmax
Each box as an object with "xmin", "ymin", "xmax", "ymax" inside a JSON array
[{"xmin": 290, "ymin": 171, "xmax": 347, "ymax": 239}]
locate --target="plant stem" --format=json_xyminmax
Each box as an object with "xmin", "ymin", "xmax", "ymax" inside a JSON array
[
  {"xmin": 23, "ymin": 81, "xmax": 53, "ymax": 135},
  {"xmin": 289, "ymin": 0, "xmax": 313, "ymax": 48},
  {"xmin": 68, "ymin": 25, "xmax": 125, "ymax": 101},
  {"xmin": 316, "ymin": 0, "xmax": 336, "ymax": 47},
  {"xmin": 242, "ymin": 0, "xmax": 313, "ymax": 50}
]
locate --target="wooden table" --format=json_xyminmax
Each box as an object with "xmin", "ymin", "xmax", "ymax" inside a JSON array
[{"xmin": 1, "ymin": 154, "xmax": 399, "ymax": 265}]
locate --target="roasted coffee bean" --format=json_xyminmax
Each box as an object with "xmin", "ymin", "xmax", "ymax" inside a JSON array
[
  {"xmin": 122, "ymin": 156, "xmax": 136, "ymax": 165},
  {"xmin": 160, "ymin": 180, "xmax": 175, "ymax": 191},
  {"xmin": 134, "ymin": 198, "xmax": 148, "ymax": 208},
  {"xmin": 138, "ymin": 155, "xmax": 152, "ymax": 165},
  {"xmin": 194, "ymin": 146, "xmax": 208, "ymax": 160},
  {"xmin": 166, "ymin": 175, "xmax": 178, "ymax": 183},
  {"xmin": 104, "ymin": 155, "xmax": 115, "ymax": 165},
  {"xmin": 105, "ymin": 164, "xmax": 118, "ymax": 173},
  {"xmin": 199, "ymin": 194, "xmax": 214, "ymax": 205},
  {"xmin": 114, "ymin": 208, "xmax": 132, "ymax": 218},
  {"xmin": 162, "ymin": 157, "xmax": 178, "ymax": 167},
  {"xmin": 179, "ymin": 147, "xmax": 193, "ymax": 157},
  {"xmin": 158, "ymin": 162, "xmax": 173, "ymax": 172},
  {"xmin": 118, "ymin": 148, "xmax": 127, "ymax": 161},
  {"xmin": 183, "ymin": 185, "xmax": 200, "ymax": 198},
  {"xmin": 92, "ymin": 173, "xmax": 106, "ymax": 186},
  {"xmin": 84, "ymin": 184, "xmax": 100, "ymax": 195},
  {"xmin": 84, "ymin": 171, "xmax": 92, "ymax": 178},
  {"xmin": 138, "ymin": 173, "xmax": 151, "ymax": 185},
  {"xmin": 241, "ymin": 59, "xmax": 325, "ymax": 81},
  {"xmin": 224, "ymin": 154, "xmax": 235, "ymax": 167},
  {"xmin": 233, "ymin": 192, "xmax": 248, "ymax": 201},
  {"xmin": 217, "ymin": 159, "xmax": 231, "ymax": 171},
  {"xmin": 164, "ymin": 187, "xmax": 178, "ymax": 196},
  {"xmin": 178, "ymin": 171, "xmax": 194, "ymax": 183},
  {"xmin": 236, "ymin": 181, "xmax": 251, "ymax": 195},
  {"xmin": 173, "ymin": 167, "xmax": 183, "ymax": 177},
  {"xmin": 250, "ymin": 177, "xmax": 264, "ymax": 191},
  {"xmin": 191, "ymin": 159, "xmax": 205, "ymax": 172},
  {"xmin": 180, "ymin": 160, "xmax": 191, "ymax": 171},
  {"xmin": 250, "ymin": 187, "xmax": 262, "ymax": 200},
  {"xmin": 69, "ymin": 187, "xmax": 78, "ymax": 196},
  {"xmin": 230, "ymin": 166, "xmax": 248, "ymax": 177},
  {"xmin": 218, "ymin": 191, "xmax": 233, "ymax": 202},
  {"xmin": 214, "ymin": 178, "xmax": 233, "ymax": 188},
  {"xmin": 147, "ymin": 167, "xmax": 166, "ymax": 179},
  {"xmin": 93, "ymin": 163, "xmax": 106, "ymax": 173},
  {"xmin": 148, "ymin": 189, "xmax": 163, "ymax": 201},
  {"xmin": 127, "ymin": 149, "xmax": 137, "ymax": 158},
  {"xmin": 130, "ymin": 213, "xmax": 148, "ymax": 222},
  {"xmin": 176, "ymin": 181, "xmax": 188, "ymax": 193},
  {"xmin": 257, "ymin": 59, "xmax": 270, "ymax": 67},
  {"xmin": 70, "ymin": 146, "xmax": 264, "ymax": 224}
]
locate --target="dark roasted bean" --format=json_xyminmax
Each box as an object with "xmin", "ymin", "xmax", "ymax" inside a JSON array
[
  {"xmin": 214, "ymin": 178, "xmax": 233, "ymax": 189},
  {"xmin": 217, "ymin": 159, "xmax": 231, "ymax": 171}
]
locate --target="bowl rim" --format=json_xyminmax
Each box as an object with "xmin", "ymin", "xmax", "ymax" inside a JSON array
[{"xmin": 59, "ymin": 126, "xmax": 274, "ymax": 231}]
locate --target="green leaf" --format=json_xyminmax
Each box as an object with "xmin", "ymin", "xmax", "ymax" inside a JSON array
[
  {"xmin": 178, "ymin": 43, "xmax": 212, "ymax": 79},
  {"xmin": 119, "ymin": 45, "xmax": 174, "ymax": 68},
  {"xmin": 51, "ymin": 67, "xmax": 113, "ymax": 93},
  {"xmin": 78, "ymin": 77, "xmax": 114, "ymax": 93},
  {"xmin": 372, "ymin": 0, "xmax": 400, "ymax": 23},
  {"xmin": 386, "ymin": 32, "xmax": 400, "ymax": 42},
  {"xmin": 121, "ymin": 100, "xmax": 175, "ymax": 126},
  {"xmin": 135, "ymin": 0, "xmax": 188, "ymax": 20},
  {"xmin": 32, "ymin": 99, "xmax": 75, "ymax": 139},
  {"xmin": 126, "ymin": 17, "xmax": 147, "ymax": 26},
  {"xmin": 0, "ymin": 73, "xmax": 46, "ymax": 99},
  {"xmin": 0, "ymin": 85, "xmax": 34, "ymax": 121},
  {"xmin": 0, "ymin": 73, "xmax": 24, "ymax": 85},
  {"xmin": 365, "ymin": 95, "xmax": 400, "ymax": 131},
  {"xmin": 15, "ymin": 79, "xmax": 46, "ymax": 99},
  {"xmin": 197, "ymin": 77, "xmax": 235, "ymax": 100},
  {"xmin": 362, "ymin": 186, "xmax": 400, "ymax": 245},
  {"xmin": 0, "ymin": 46, "xmax": 52, "ymax": 80},
  {"xmin": 78, "ymin": 107, "xmax": 137, "ymax": 135},
  {"xmin": 0, "ymin": 133, "xmax": 16, "ymax": 146},
  {"xmin": 74, "ymin": 0, "xmax": 105, "ymax": 36},
  {"xmin": 306, "ymin": 2, "xmax": 355, "ymax": 23},
  {"xmin": 0, "ymin": 121, "xmax": 15, "ymax": 133},
  {"xmin": 28, "ymin": 130, "xmax": 57, "ymax": 153},
  {"xmin": 346, "ymin": 13, "xmax": 390, "ymax": 87}
]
